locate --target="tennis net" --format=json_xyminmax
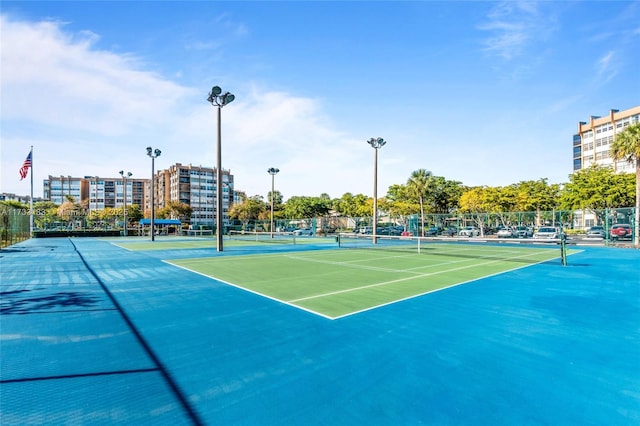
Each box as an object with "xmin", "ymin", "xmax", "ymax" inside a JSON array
[
  {"xmin": 227, "ymin": 230, "xmax": 297, "ymax": 244},
  {"xmin": 337, "ymin": 233, "xmax": 568, "ymax": 265}
]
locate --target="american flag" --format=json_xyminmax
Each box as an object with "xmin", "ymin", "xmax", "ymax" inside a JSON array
[{"xmin": 19, "ymin": 150, "xmax": 32, "ymax": 180}]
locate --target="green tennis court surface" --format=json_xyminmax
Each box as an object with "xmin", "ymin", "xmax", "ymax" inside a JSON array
[{"xmin": 168, "ymin": 242, "xmax": 575, "ymax": 319}]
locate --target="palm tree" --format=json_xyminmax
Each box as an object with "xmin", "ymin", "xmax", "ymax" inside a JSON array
[
  {"xmin": 407, "ymin": 169, "xmax": 432, "ymax": 237},
  {"xmin": 611, "ymin": 122, "xmax": 640, "ymax": 247}
]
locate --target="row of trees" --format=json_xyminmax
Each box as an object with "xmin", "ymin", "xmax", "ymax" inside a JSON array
[
  {"xmin": 229, "ymin": 123, "xmax": 640, "ymax": 245},
  {"xmin": 0, "ymin": 196, "xmax": 195, "ymax": 231},
  {"xmin": 230, "ymin": 166, "xmax": 634, "ymax": 225}
]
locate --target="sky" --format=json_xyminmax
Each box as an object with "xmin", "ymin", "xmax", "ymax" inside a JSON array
[{"xmin": 1, "ymin": 1, "xmax": 639, "ymax": 201}]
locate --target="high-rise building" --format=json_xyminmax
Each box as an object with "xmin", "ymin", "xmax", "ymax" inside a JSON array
[
  {"xmin": 145, "ymin": 163, "xmax": 234, "ymax": 228},
  {"xmin": 43, "ymin": 175, "xmax": 148, "ymax": 210},
  {"xmin": 44, "ymin": 165, "xmax": 234, "ymax": 228},
  {"xmin": 573, "ymin": 105, "xmax": 640, "ymax": 173},
  {"xmin": 43, "ymin": 176, "xmax": 84, "ymax": 205},
  {"xmin": 572, "ymin": 106, "xmax": 639, "ymax": 229}
]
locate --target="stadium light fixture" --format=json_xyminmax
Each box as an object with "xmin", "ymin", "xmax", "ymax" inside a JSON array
[
  {"xmin": 146, "ymin": 147, "xmax": 161, "ymax": 241},
  {"xmin": 208, "ymin": 85, "xmax": 235, "ymax": 252},
  {"xmin": 267, "ymin": 167, "xmax": 280, "ymax": 238},
  {"xmin": 367, "ymin": 137, "xmax": 386, "ymax": 244},
  {"xmin": 119, "ymin": 171, "xmax": 132, "ymax": 237}
]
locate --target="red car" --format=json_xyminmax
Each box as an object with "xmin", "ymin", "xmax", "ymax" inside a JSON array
[{"xmin": 610, "ymin": 224, "xmax": 632, "ymax": 241}]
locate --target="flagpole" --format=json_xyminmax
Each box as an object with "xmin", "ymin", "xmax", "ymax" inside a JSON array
[{"xmin": 30, "ymin": 146, "xmax": 34, "ymax": 236}]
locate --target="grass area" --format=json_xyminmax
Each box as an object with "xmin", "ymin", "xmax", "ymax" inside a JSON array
[{"xmin": 167, "ymin": 243, "xmax": 572, "ymax": 319}]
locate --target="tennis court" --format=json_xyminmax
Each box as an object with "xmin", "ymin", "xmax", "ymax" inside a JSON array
[
  {"xmin": 168, "ymin": 237, "xmax": 576, "ymax": 319},
  {"xmin": 1, "ymin": 236, "xmax": 639, "ymax": 425}
]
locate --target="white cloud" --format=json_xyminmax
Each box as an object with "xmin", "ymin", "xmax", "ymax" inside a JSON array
[
  {"xmin": 594, "ymin": 51, "xmax": 618, "ymax": 83},
  {"xmin": 478, "ymin": 0, "xmax": 554, "ymax": 61},
  {"xmin": 1, "ymin": 15, "xmax": 192, "ymax": 136},
  {"xmin": 0, "ymin": 14, "xmax": 378, "ymax": 200}
]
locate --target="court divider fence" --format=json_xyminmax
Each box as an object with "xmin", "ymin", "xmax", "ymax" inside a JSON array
[{"xmin": 0, "ymin": 204, "xmax": 636, "ymax": 247}]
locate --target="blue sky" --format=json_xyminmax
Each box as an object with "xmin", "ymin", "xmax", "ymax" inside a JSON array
[{"xmin": 2, "ymin": 1, "xmax": 639, "ymax": 200}]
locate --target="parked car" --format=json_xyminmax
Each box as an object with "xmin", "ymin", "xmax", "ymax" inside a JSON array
[
  {"xmin": 586, "ymin": 226, "xmax": 606, "ymax": 239},
  {"xmin": 458, "ymin": 226, "xmax": 480, "ymax": 237},
  {"xmin": 425, "ymin": 227, "xmax": 440, "ymax": 236},
  {"xmin": 496, "ymin": 227, "xmax": 515, "ymax": 238},
  {"xmin": 610, "ymin": 224, "xmax": 632, "ymax": 241},
  {"xmin": 533, "ymin": 226, "xmax": 562, "ymax": 239},
  {"xmin": 293, "ymin": 228, "xmax": 313, "ymax": 236},
  {"xmin": 441, "ymin": 227, "xmax": 458, "ymax": 237},
  {"xmin": 377, "ymin": 226, "xmax": 404, "ymax": 236},
  {"xmin": 515, "ymin": 226, "xmax": 533, "ymax": 238}
]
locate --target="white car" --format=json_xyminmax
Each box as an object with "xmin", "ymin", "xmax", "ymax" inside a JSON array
[
  {"xmin": 496, "ymin": 227, "xmax": 515, "ymax": 238},
  {"xmin": 515, "ymin": 226, "xmax": 533, "ymax": 238},
  {"xmin": 533, "ymin": 226, "xmax": 561, "ymax": 239},
  {"xmin": 293, "ymin": 228, "xmax": 313, "ymax": 236},
  {"xmin": 458, "ymin": 226, "xmax": 480, "ymax": 237}
]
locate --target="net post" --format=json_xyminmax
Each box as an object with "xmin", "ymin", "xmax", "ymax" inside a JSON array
[{"xmin": 560, "ymin": 235, "xmax": 567, "ymax": 266}]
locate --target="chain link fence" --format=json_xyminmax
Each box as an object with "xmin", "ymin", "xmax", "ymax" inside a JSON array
[
  {"xmin": 2, "ymin": 205, "xmax": 636, "ymax": 247},
  {"xmin": 0, "ymin": 205, "xmax": 31, "ymax": 248}
]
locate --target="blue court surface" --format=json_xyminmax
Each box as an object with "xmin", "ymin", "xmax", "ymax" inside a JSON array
[{"xmin": 1, "ymin": 237, "xmax": 639, "ymax": 425}]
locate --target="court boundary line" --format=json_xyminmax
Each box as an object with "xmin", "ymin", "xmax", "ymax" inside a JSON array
[
  {"xmin": 166, "ymin": 261, "xmax": 336, "ymax": 320},
  {"xmin": 287, "ymin": 248, "xmax": 559, "ymax": 303},
  {"xmin": 165, "ymin": 247, "xmax": 581, "ymax": 320}
]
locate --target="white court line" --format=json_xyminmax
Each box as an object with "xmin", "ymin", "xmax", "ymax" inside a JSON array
[
  {"xmin": 287, "ymin": 249, "xmax": 556, "ymax": 303},
  {"xmin": 165, "ymin": 260, "xmax": 336, "ymax": 320}
]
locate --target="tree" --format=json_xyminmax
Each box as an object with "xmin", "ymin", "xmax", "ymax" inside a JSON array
[
  {"xmin": 406, "ymin": 169, "xmax": 433, "ymax": 236},
  {"xmin": 383, "ymin": 184, "xmax": 418, "ymax": 216},
  {"xmin": 611, "ymin": 122, "xmax": 640, "ymax": 246},
  {"xmin": 228, "ymin": 196, "xmax": 266, "ymax": 230},
  {"xmin": 158, "ymin": 201, "xmax": 193, "ymax": 221},
  {"xmin": 57, "ymin": 196, "xmax": 82, "ymax": 228},
  {"xmin": 125, "ymin": 204, "xmax": 143, "ymax": 223},
  {"xmin": 33, "ymin": 201, "xmax": 59, "ymax": 229},
  {"xmin": 512, "ymin": 179, "xmax": 561, "ymax": 225},
  {"xmin": 332, "ymin": 193, "xmax": 372, "ymax": 230},
  {"xmin": 282, "ymin": 196, "xmax": 331, "ymax": 220},
  {"xmin": 267, "ymin": 190, "xmax": 283, "ymax": 206},
  {"xmin": 431, "ymin": 177, "xmax": 464, "ymax": 214},
  {"xmin": 459, "ymin": 186, "xmax": 494, "ymax": 233},
  {"xmin": 559, "ymin": 165, "xmax": 635, "ymax": 225}
]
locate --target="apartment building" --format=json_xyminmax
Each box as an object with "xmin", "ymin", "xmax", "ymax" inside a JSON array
[
  {"xmin": 148, "ymin": 163, "xmax": 235, "ymax": 227},
  {"xmin": 572, "ymin": 105, "xmax": 639, "ymax": 228},
  {"xmin": 573, "ymin": 105, "xmax": 640, "ymax": 173},
  {"xmin": 43, "ymin": 176, "xmax": 84, "ymax": 205},
  {"xmin": 43, "ymin": 175, "xmax": 147, "ymax": 210}
]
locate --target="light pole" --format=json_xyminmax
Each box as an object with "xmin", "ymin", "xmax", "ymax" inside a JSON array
[
  {"xmin": 146, "ymin": 147, "xmax": 161, "ymax": 241},
  {"xmin": 367, "ymin": 137, "xmax": 386, "ymax": 244},
  {"xmin": 207, "ymin": 85, "xmax": 235, "ymax": 252},
  {"xmin": 119, "ymin": 170, "xmax": 132, "ymax": 237},
  {"xmin": 267, "ymin": 167, "xmax": 280, "ymax": 238}
]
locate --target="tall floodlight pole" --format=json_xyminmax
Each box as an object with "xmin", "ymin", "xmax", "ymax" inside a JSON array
[
  {"xmin": 367, "ymin": 137, "xmax": 386, "ymax": 244},
  {"xmin": 146, "ymin": 147, "xmax": 161, "ymax": 241},
  {"xmin": 267, "ymin": 167, "xmax": 280, "ymax": 238},
  {"xmin": 119, "ymin": 170, "xmax": 132, "ymax": 237},
  {"xmin": 207, "ymin": 85, "xmax": 235, "ymax": 252}
]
